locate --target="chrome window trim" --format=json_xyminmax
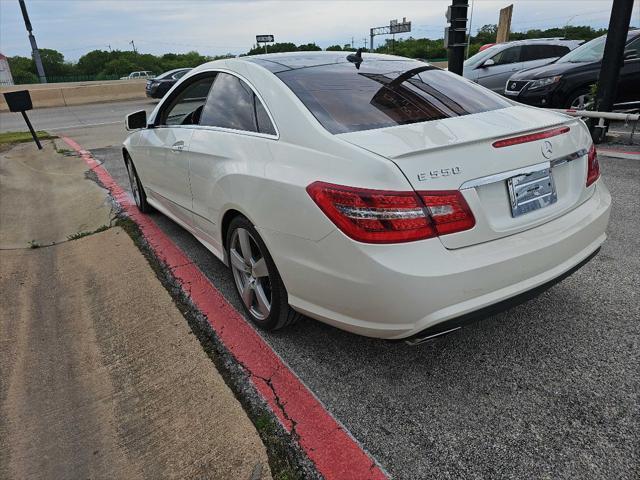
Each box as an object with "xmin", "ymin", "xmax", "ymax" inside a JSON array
[
  {"xmin": 153, "ymin": 123, "xmax": 279, "ymax": 140},
  {"xmin": 154, "ymin": 67, "xmax": 280, "ymax": 140},
  {"xmin": 459, "ymin": 149, "xmax": 588, "ymax": 190}
]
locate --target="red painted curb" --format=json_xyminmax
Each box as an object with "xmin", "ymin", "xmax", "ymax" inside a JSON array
[
  {"xmin": 596, "ymin": 147, "xmax": 640, "ymax": 156},
  {"xmin": 61, "ymin": 136, "xmax": 388, "ymax": 480}
]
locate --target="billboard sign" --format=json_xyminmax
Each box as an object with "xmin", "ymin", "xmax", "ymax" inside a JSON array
[{"xmin": 389, "ymin": 18, "xmax": 411, "ymax": 34}]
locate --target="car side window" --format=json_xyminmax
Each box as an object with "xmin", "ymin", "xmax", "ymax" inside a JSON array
[
  {"xmin": 625, "ymin": 37, "xmax": 640, "ymax": 60},
  {"xmin": 491, "ymin": 46, "xmax": 521, "ymax": 65},
  {"xmin": 199, "ymin": 72, "xmax": 276, "ymax": 135},
  {"xmin": 159, "ymin": 75, "xmax": 216, "ymax": 126},
  {"xmin": 172, "ymin": 70, "xmax": 188, "ymax": 80},
  {"xmin": 554, "ymin": 45, "xmax": 571, "ymax": 57},
  {"xmin": 522, "ymin": 45, "xmax": 560, "ymax": 61}
]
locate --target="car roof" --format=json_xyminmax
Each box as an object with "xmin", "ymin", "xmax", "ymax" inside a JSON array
[{"xmin": 195, "ymin": 51, "xmax": 420, "ymax": 74}]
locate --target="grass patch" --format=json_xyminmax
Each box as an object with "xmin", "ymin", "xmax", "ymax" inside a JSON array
[
  {"xmin": 67, "ymin": 224, "xmax": 110, "ymax": 241},
  {"xmin": 0, "ymin": 130, "xmax": 57, "ymax": 145}
]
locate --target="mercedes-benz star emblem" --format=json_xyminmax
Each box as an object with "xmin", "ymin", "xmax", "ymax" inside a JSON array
[{"xmin": 541, "ymin": 140, "xmax": 553, "ymax": 159}]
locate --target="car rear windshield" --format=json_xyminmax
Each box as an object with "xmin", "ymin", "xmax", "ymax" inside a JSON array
[{"xmin": 276, "ymin": 60, "xmax": 511, "ymax": 134}]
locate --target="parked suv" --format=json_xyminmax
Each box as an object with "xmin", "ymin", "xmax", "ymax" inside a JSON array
[
  {"xmin": 463, "ymin": 39, "xmax": 583, "ymax": 93},
  {"xmin": 120, "ymin": 71, "xmax": 155, "ymax": 80},
  {"xmin": 504, "ymin": 30, "xmax": 640, "ymax": 108}
]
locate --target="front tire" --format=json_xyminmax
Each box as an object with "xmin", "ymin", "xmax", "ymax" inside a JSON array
[
  {"xmin": 566, "ymin": 87, "xmax": 592, "ymax": 109},
  {"xmin": 226, "ymin": 216, "xmax": 300, "ymax": 331},
  {"xmin": 124, "ymin": 154, "xmax": 151, "ymax": 213}
]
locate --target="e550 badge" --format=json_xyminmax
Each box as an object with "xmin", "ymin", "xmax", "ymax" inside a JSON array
[{"xmin": 417, "ymin": 167, "xmax": 461, "ymax": 182}]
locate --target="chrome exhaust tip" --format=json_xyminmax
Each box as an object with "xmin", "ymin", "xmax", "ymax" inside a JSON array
[{"xmin": 404, "ymin": 326, "xmax": 461, "ymax": 346}]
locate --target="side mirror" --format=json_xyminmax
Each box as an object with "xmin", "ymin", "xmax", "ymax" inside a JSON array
[
  {"xmin": 481, "ymin": 58, "xmax": 495, "ymax": 68},
  {"xmin": 623, "ymin": 49, "xmax": 638, "ymax": 61},
  {"xmin": 126, "ymin": 110, "xmax": 147, "ymax": 131}
]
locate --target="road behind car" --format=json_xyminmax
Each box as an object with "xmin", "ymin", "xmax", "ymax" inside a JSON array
[{"xmin": 93, "ymin": 142, "xmax": 639, "ymax": 479}]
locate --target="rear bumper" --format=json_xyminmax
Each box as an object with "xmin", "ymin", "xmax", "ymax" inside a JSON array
[
  {"xmin": 403, "ymin": 246, "xmax": 600, "ymax": 343},
  {"xmin": 260, "ymin": 181, "xmax": 611, "ymax": 339}
]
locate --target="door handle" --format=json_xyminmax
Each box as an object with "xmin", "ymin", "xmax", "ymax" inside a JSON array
[{"xmin": 171, "ymin": 141, "xmax": 185, "ymax": 153}]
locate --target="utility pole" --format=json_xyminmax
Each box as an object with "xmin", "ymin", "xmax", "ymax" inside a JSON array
[
  {"xmin": 18, "ymin": 0, "xmax": 46, "ymax": 83},
  {"xmin": 130, "ymin": 40, "xmax": 137, "ymax": 54},
  {"xmin": 496, "ymin": 4, "xmax": 513, "ymax": 43},
  {"xmin": 593, "ymin": 0, "xmax": 634, "ymax": 143},
  {"xmin": 107, "ymin": 44, "xmax": 112, "ymax": 52},
  {"xmin": 445, "ymin": 0, "xmax": 469, "ymax": 75},
  {"xmin": 465, "ymin": 0, "xmax": 475, "ymax": 59}
]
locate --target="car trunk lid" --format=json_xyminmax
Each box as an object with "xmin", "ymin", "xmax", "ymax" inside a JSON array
[{"xmin": 337, "ymin": 105, "xmax": 593, "ymax": 249}]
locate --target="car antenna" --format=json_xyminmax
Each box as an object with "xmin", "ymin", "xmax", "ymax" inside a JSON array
[{"xmin": 346, "ymin": 48, "xmax": 363, "ymax": 69}]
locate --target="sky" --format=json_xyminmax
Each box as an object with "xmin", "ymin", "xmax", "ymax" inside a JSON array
[{"xmin": 1, "ymin": 0, "xmax": 638, "ymax": 61}]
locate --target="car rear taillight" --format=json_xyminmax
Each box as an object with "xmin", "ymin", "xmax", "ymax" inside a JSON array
[
  {"xmin": 306, "ymin": 182, "xmax": 474, "ymax": 244},
  {"xmin": 418, "ymin": 191, "xmax": 476, "ymax": 236},
  {"xmin": 586, "ymin": 143, "xmax": 600, "ymax": 187},
  {"xmin": 492, "ymin": 126, "xmax": 570, "ymax": 148}
]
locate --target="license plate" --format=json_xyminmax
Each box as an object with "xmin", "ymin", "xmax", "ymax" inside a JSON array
[{"xmin": 507, "ymin": 167, "xmax": 557, "ymax": 217}]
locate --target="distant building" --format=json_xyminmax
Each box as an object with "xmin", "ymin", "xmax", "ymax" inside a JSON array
[{"xmin": 0, "ymin": 53, "xmax": 14, "ymax": 86}]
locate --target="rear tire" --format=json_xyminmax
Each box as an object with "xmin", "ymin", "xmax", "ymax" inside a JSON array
[
  {"xmin": 226, "ymin": 216, "xmax": 300, "ymax": 331},
  {"xmin": 124, "ymin": 154, "xmax": 151, "ymax": 213}
]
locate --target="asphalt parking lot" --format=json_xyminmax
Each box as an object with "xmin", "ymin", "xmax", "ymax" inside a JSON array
[{"xmin": 92, "ymin": 145, "xmax": 639, "ymax": 480}]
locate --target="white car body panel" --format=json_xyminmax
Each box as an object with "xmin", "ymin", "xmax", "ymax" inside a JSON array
[{"xmin": 123, "ymin": 52, "xmax": 611, "ymax": 339}]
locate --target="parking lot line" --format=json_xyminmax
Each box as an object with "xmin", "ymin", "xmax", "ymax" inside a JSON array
[{"xmin": 60, "ymin": 135, "xmax": 389, "ymax": 480}]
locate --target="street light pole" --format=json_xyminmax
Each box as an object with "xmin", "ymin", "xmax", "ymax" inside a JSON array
[{"xmin": 18, "ymin": 0, "xmax": 46, "ymax": 83}]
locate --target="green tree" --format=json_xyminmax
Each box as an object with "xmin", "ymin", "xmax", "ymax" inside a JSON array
[
  {"xmin": 297, "ymin": 43, "xmax": 322, "ymax": 51},
  {"xmin": 76, "ymin": 50, "xmax": 111, "ymax": 75},
  {"xmin": 37, "ymin": 48, "xmax": 71, "ymax": 77},
  {"xmin": 102, "ymin": 58, "xmax": 136, "ymax": 76},
  {"xmin": 473, "ymin": 24, "xmax": 498, "ymax": 45},
  {"xmin": 246, "ymin": 42, "xmax": 298, "ymax": 55},
  {"xmin": 326, "ymin": 45, "xmax": 343, "ymax": 51},
  {"xmin": 374, "ymin": 37, "xmax": 446, "ymax": 60},
  {"xmin": 7, "ymin": 56, "xmax": 38, "ymax": 83}
]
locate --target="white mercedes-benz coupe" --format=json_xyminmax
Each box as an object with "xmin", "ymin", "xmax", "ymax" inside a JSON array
[{"xmin": 123, "ymin": 52, "xmax": 611, "ymax": 342}]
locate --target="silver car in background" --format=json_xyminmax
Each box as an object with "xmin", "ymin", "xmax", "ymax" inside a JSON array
[{"xmin": 463, "ymin": 38, "xmax": 583, "ymax": 93}]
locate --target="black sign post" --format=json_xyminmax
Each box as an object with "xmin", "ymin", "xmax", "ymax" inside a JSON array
[
  {"xmin": 3, "ymin": 90, "xmax": 42, "ymax": 150},
  {"xmin": 256, "ymin": 35, "xmax": 274, "ymax": 54},
  {"xmin": 444, "ymin": 0, "xmax": 469, "ymax": 76}
]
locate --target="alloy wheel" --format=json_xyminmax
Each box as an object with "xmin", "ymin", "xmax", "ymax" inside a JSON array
[
  {"xmin": 570, "ymin": 94, "xmax": 592, "ymax": 110},
  {"xmin": 229, "ymin": 227, "xmax": 272, "ymax": 320},
  {"xmin": 126, "ymin": 161, "xmax": 141, "ymax": 207}
]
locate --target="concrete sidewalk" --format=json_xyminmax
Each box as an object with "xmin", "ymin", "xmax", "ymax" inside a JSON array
[{"xmin": 0, "ymin": 141, "xmax": 272, "ymax": 479}]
